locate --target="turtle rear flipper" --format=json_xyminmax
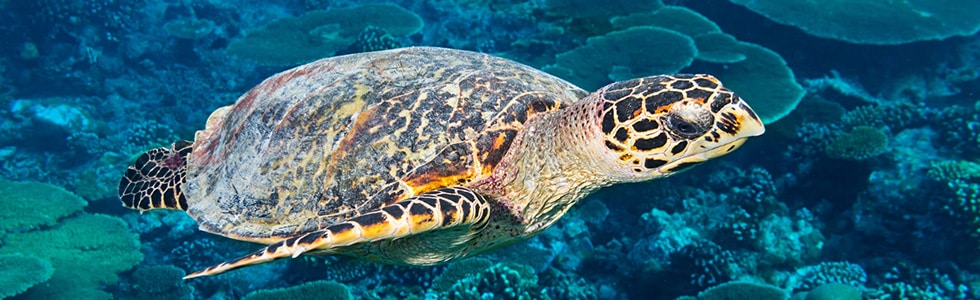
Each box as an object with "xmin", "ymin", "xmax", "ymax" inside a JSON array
[
  {"xmin": 118, "ymin": 140, "xmax": 193, "ymax": 211},
  {"xmin": 183, "ymin": 187, "xmax": 492, "ymax": 279}
]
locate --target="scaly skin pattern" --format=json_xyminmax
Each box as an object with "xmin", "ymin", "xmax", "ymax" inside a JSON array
[{"xmin": 472, "ymin": 74, "xmax": 764, "ymax": 239}]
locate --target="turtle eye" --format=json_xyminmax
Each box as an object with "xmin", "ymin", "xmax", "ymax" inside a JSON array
[{"xmin": 665, "ymin": 114, "xmax": 706, "ymax": 138}]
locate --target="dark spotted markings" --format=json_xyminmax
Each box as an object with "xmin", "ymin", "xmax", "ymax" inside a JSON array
[
  {"xmin": 634, "ymin": 133, "xmax": 668, "ymax": 151},
  {"xmin": 119, "ymin": 140, "xmax": 193, "ymax": 211},
  {"xmin": 716, "ymin": 112, "xmax": 740, "ymax": 135}
]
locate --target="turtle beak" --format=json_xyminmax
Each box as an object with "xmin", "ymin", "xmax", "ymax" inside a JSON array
[
  {"xmin": 707, "ymin": 98, "xmax": 764, "ymax": 155},
  {"xmin": 674, "ymin": 96, "xmax": 764, "ymax": 163}
]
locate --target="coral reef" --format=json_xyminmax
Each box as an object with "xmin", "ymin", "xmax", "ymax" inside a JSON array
[
  {"xmin": 824, "ymin": 126, "xmax": 889, "ymax": 160},
  {"xmin": 0, "ymin": 253, "xmax": 54, "ymax": 299},
  {"xmin": 2, "ymin": 0, "xmax": 979, "ymax": 299},
  {"xmin": 0, "ymin": 213, "xmax": 143, "ymax": 299},
  {"xmin": 679, "ymin": 281, "xmax": 788, "ymax": 300},
  {"xmin": 122, "ymin": 265, "xmax": 194, "ymax": 300},
  {"xmin": 727, "ymin": 0, "xmax": 980, "ymax": 44},
  {"xmin": 226, "ymin": 3, "xmax": 423, "ymax": 66},
  {"xmin": 0, "ymin": 179, "xmax": 86, "ymax": 236},
  {"xmin": 243, "ymin": 280, "xmax": 351, "ymax": 300}
]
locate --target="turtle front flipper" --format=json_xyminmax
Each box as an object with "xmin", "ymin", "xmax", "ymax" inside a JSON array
[
  {"xmin": 118, "ymin": 141, "xmax": 193, "ymax": 211},
  {"xmin": 183, "ymin": 187, "xmax": 492, "ymax": 279}
]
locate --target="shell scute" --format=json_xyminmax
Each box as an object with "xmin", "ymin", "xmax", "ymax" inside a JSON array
[{"xmin": 182, "ymin": 47, "xmax": 585, "ymax": 242}]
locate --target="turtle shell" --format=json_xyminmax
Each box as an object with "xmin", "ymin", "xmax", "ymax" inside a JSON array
[{"xmin": 183, "ymin": 47, "xmax": 587, "ymax": 243}]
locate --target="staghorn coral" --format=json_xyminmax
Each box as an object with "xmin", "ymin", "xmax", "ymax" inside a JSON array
[
  {"xmin": 867, "ymin": 263, "xmax": 968, "ymax": 300},
  {"xmin": 824, "ymin": 126, "xmax": 889, "ymax": 160},
  {"xmin": 927, "ymin": 160, "xmax": 980, "ymax": 183},
  {"xmin": 938, "ymin": 102, "xmax": 980, "ymax": 158},
  {"xmin": 942, "ymin": 180, "xmax": 980, "ymax": 238},
  {"xmin": 0, "ymin": 253, "xmax": 53, "ymax": 299},
  {"xmin": 668, "ymin": 241, "xmax": 739, "ymax": 289},
  {"xmin": 866, "ymin": 282, "xmax": 943, "ymax": 300},
  {"xmin": 786, "ymin": 261, "xmax": 867, "ymax": 292},
  {"xmin": 840, "ymin": 102, "xmax": 933, "ymax": 131},
  {"xmin": 445, "ymin": 262, "xmax": 546, "ymax": 300},
  {"xmin": 727, "ymin": 0, "xmax": 980, "ymax": 45}
]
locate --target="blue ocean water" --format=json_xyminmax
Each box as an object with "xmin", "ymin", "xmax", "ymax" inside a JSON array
[{"xmin": 1, "ymin": 0, "xmax": 979, "ymax": 299}]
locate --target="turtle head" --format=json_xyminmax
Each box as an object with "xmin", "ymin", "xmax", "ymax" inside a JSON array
[{"xmin": 592, "ymin": 74, "xmax": 764, "ymax": 181}]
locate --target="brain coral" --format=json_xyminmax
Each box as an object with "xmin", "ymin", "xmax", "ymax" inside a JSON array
[{"xmin": 727, "ymin": 0, "xmax": 980, "ymax": 44}]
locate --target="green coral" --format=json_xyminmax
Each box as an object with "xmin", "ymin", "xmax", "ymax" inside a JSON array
[
  {"xmin": 553, "ymin": 5, "xmax": 803, "ymax": 124},
  {"xmin": 242, "ymin": 280, "xmax": 352, "ymax": 300},
  {"xmin": 685, "ymin": 281, "xmax": 788, "ymax": 300},
  {"xmin": 787, "ymin": 261, "xmax": 867, "ymax": 292},
  {"xmin": 611, "ymin": 6, "xmax": 721, "ymax": 37},
  {"xmin": 126, "ymin": 265, "xmax": 193, "ymax": 300},
  {"xmin": 709, "ymin": 41, "xmax": 804, "ymax": 124},
  {"xmin": 945, "ymin": 180, "xmax": 980, "ymax": 238},
  {"xmin": 0, "ymin": 253, "xmax": 53, "ymax": 299},
  {"xmin": 927, "ymin": 160, "xmax": 980, "ymax": 183},
  {"xmin": 840, "ymin": 103, "xmax": 930, "ymax": 131},
  {"xmin": 825, "ymin": 126, "xmax": 889, "ymax": 160},
  {"xmin": 866, "ymin": 282, "xmax": 944, "ymax": 300},
  {"xmin": 433, "ymin": 258, "xmax": 494, "ymax": 293},
  {"xmin": 542, "ymin": 26, "xmax": 696, "ymax": 91},
  {"xmin": 0, "ymin": 213, "xmax": 143, "ymax": 300},
  {"xmin": 805, "ymin": 283, "xmax": 862, "ymax": 300},
  {"xmin": 0, "ymin": 179, "xmax": 87, "ymax": 237},
  {"xmin": 227, "ymin": 3, "xmax": 423, "ymax": 66},
  {"xmin": 541, "ymin": 0, "xmax": 663, "ymax": 19},
  {"xmin": 728, "ymin": 0, "xmax": 980, "ymax": 45},
  {"xmin": 446, "ymin": 262, "xmax": 546, "ymax": 300}
]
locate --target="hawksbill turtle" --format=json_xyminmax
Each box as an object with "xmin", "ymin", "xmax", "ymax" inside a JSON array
[{"xmin": 118, "ymin": 47, "xmax": 764, "ymax": 278}]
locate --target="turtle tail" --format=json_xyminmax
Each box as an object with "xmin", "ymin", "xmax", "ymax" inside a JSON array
[{"xmin": 118, "ymin": 140, "xmax": 193, "ymax": 211}]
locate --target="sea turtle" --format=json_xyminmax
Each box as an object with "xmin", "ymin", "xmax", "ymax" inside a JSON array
[{"xmin": 118, "ymin": 47, "xmax": 764, "ymax": 279}]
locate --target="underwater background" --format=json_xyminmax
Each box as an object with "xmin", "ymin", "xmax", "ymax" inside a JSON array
[{"xmin": 1, "ymin": 0, "xmax": 979, "ymax": 299}]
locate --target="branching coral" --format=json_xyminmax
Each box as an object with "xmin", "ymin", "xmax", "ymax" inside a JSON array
[
  {"xmin": 824, "ymin": 126, "xmax": 889, "ymax": 160},
  {"xmin": 445, "ymin": 262, "xmax": 546, "ymax": 300},
  {"xmin": 840, "ymin": 103, "xmax": 934, "ymax": 131},
  {"xmin": 786, "ymin": 262, "xmax": 867, "ymax": 292}
]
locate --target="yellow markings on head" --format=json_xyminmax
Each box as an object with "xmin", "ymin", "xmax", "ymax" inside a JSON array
[{"xmin": 595, "ymin": 74, "xmax": 764, "ymax": 178}]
